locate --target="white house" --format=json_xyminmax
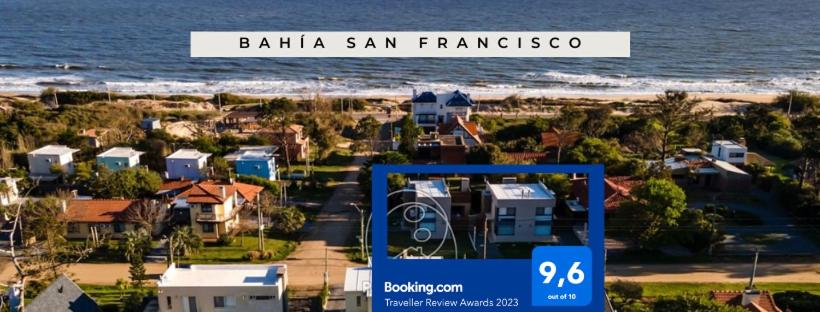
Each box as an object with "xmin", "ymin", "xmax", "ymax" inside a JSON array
[
  {"xmin": 485, "ymin": 180, "xmax": 557, "ymax": 243},
  {"xmin": 411, "ymin": 90, "xmax": 474, "ymax": 133},
  {"xmin": 158, "ymin": 264, "xmax": 287, "ymax": 312},
  {"xmin": 710, "ymin": 140, "xmax": 747, "ymax": 165},
  {"xmin": 0, "ymin": 177, "xmax": 20, "ymax": 206},
  {"xmin": 407, "ymin": 179, "xmax": 452, "ymax": 240},
  {"xmin": 165, "ymin": 149, "xmax": 211, "ymax": 180},
  {"xmin": 96, "ymin": 147, "xmax": 144, "ymax": 172},
  {"xmin": 27, "ymin": 145, "xmax": 80, "ymax": 181},
  {"xmin": 344, "ymin": 266, "xmax": 372, "ymax": 312}
]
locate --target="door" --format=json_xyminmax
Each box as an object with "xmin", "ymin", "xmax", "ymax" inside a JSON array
[{"xmin": 183, "ymin": 296, "xmax": 198, "ymax": 312}]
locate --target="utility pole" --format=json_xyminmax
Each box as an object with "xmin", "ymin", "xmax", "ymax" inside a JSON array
[
  {"xmin": 258, "ymin": 197, "xmax": 264, "ymax": 252},
  {"xmin": 748, "ymin": 249, "xmax": 759, "ymax": 289},
  {"xmin": 323, "ymin": 247, "xmax": 329, "ymax": 286},
  {"xmin": 787, "ymin": 91, "xmax": 793, "ymax": 118},
  {"xmin": 351, "ymin": 203, "xmax": 365, "ymax": 261},
  {"xmin": 168, "ymin": 234, "xmax": 175, "ymax": 266}
]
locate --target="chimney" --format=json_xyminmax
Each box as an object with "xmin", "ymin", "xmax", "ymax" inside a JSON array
[
  {"xmin": 61, "ymin": 200, "xmax": 67, "ymax": 213},
  {"xmin": 741, "ymin": 289, "xmax": 761, "ymax": 306},
  {"xmin": 219, "ymin": 186, "xmax": 226, "ymax": 199}
]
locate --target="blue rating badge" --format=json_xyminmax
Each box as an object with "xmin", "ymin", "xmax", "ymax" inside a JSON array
[{"xmin": 531, "ymin": 246, "xmax": 592, "ymax": 307}]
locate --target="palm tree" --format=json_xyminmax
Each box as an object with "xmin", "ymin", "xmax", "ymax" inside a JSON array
[
  {"xmin": 170, "ymin": 226, "xmax": 202, "ymax": 258},
  {"xmin": 120, "ymin": 228, "xmax": 150, "ymax": 261}
]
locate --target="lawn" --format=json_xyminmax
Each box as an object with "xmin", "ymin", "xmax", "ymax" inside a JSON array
[
  {"xmin": 177, "ymin": 232, "xmax": 296, "ymax": 264},
  {"xmin": 610, "ymin": 282, "xmax": 820, "ymax": 298},
  {"xmin": 80, "ymin": 284, "xmax": 150, "ymax": 311}
]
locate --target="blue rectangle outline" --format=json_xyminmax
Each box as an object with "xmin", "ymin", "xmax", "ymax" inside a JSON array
[{"xmin": 371, "ymin": 164, "xmax": 605, "ymax": 312}]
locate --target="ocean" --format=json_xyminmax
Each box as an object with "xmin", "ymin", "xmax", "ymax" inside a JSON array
[{"xmin": 1, "ymin": 0, "xmax": 819, "ymax": 96}]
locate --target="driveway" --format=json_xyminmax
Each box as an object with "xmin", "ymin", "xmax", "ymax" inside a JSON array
[{"xmin": 284, "ymin": 155, "xmax": 367, "ymax": 294}]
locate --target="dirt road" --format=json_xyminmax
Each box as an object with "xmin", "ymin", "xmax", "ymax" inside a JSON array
[
  {"xmin": 283, "ymin": 156, "xmax": 367, "ymax": 293},
  {"xmin": 0, "ymin": 261, "xmax": 168, "ymax": 285},
  {"xmin": 606, "ymin": 262, "xmax": 820, "ymax": 283}
]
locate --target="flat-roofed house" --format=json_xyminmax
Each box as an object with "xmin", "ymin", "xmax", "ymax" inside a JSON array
[
  {"xmin": 96, "ymin": 147, "xmax": 144, "ymax": 172},
  {"xmin": 227, "ymin": 146, "xmax": 279, "ymax": 181},
  {"xmin": 223, "ymin": 110, "xmax": 261, "ymax": 133},
  {"xmin": 711, "ymin": 140, "xmax": 747, "ymax": 165},
  {"xmin": 141, "ymin": 117, "xmax": 162, "ymax": 131},
  {"xmin": 407, "ymin": 179, "xmax": 452, "ymax": 240},
  {"xmin": 158, "ymin": 264, "xmax": 288, "ymax": 312},
  {"xmin": 165, "ymin": 149, "xmax": 211, "ymax": 181},
  {"xmin": 411, "ymin": 90, "xmax": 474, "ymax": 133},
  {"xmin": 173, "ymin": 180, "xmax": 263, "ymax": 241},
  {"xmin": 485, "ymin": 181, "xmax": 556, "ymax": 243},
  {"xmin": 27, "ymin": 145, "xmax": 80, "ymax": 181},
  {"xmin": 63, "ymin": 199, "xmax": 140, "ymax": 239},
  {"xmin": 344, "ymin": 266, "xmax": 372, "ymax": 312}
]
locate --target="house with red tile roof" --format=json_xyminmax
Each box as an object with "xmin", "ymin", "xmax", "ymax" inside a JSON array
[
  {"xmin": 438, "ymin": 115, "xmax": 483, "ymax": 147},
  {"xmin": 569, "ymin": 176, "xmax": 643, "ymax": 214},
  {"xmin": 173, "ymin": 180, "xmax": 264, "ymax": 241},
  {"xmin": 711, "ymin": 289, "xmax": 782, "ymax": 312},
  {"xmin": 540, "ymin": 128, "xmax": 581, "ymax": 149},
  {"xmin": 258, "ymin": 124, "xmax": 310, "ymax": 161},
  {"xmin": 62, "ymin": 199, "xmax": 139, "ymax": 239}
]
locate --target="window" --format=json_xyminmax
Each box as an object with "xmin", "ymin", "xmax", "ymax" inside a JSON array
[
  {"xmin": 202, "ymin": 223, "xmax": 215, "ymax": 233},
  {"xmin": 201, "ymin": 205, "xmax": 213, "ymax": 213},
  {"xmin": 729, "ymin": 152, "xmax": 745, "ymax": 158},
  {"xmin": 535, "ymin": 207, "xmax": 548, "ymax": 216},
  {"xmin": 535, "ymin": 220, "xmax": 551, "ymax": 236},
  {"xmin": 496, "ymin": 207, "xmax": 516, "ymax": 236},
  {"xmin": 213, "ymin": 296, "xmax": 224, "ymax": 308},
  {"xmin": 499, "ymin": 207, "xmax": 516, "ymax": 216},
  {"xmin": 250, "ymin": 296, "xmax": 274, "ymax": 300},
  {"xmin": 113, "ymin": 223, "xmax": 125, "ymax": 233},
  {"xmin": 419, "ymin": 207, "xmax": 437, "ymax": 232},
  {"xmin": 67, "ymin": 223, "xmax": 80, "ymax": 233},
  {"xmin": 416, "ymin": 114, "xmax": 436, "ymax": 124},
  {"xmin": 357, "ymin": 295, "xmax": 362, "ymax": 307},
  {"xmin": 185, "ymin": 164, "xmax": 192, "ymax": 168},
  {"xmin": 166, "ymin": 296, "xmax": 172, "ymax": 309},
  {"xmin": 115, "ymin": 161, "xmax": 123, "ymax": 167}
]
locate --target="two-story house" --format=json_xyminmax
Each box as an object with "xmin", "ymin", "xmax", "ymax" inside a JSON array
[
  {"xmin": 173, "ymin": 180, "xmax": 263, "ymax": 241},
  {"xmin": 710, "ymin": 140, "xmax": 747, "ymax": 165},
  {"xmin": 438, "ymin": 115, "xmax": 483, "ymax": 147},
  {"xmin": 0, "ymin": 177, "xmax": 20, "ymax": 207},
  {"xmin": 344, "ymin": 266, "xmax": 372, "ymax": 312},
  {"xmin": 484, "ymin": 180, "xmax": 556, "ymax": 243},
  {"xmin": 165, "ymin": 149, "xmax": 212, "ymax": 181},
  {"xmin": 259, "ymin": 124, "xmax": 310, "ymax": 161},
  {"xmin": 96, "ymin": 147, "xmax": 144, "ymax": 172},
  {"xmin": 411, "ymin": 90, "xmax": 474, "ymax": 133},
  {"xmin": 406, "ymin": 179, "xmax": 452, "ymax": 240},
  {"xmin": 27, "ymin": 145, "xmax": 80, "ymax": 181},
  {"xmin": 158, "ymin": 263, "xmax": 288, "ymax": 312}
]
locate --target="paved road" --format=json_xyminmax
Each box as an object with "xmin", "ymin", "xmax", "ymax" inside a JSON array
[
  {"xmin": 284, "ymin": 155, "xmax": 367, "ymax": 294},
  {"xmin": 606, "ymin": 262, "xmax": 820, "ymax": 283}
]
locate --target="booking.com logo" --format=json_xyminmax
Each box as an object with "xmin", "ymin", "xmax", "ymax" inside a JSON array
[{"xmin": 384, "ymin": 282, "xmax": 464, "ymax": 295}]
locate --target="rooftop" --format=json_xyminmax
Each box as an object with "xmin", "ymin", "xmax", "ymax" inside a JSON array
[
  {"xmin": 97, "ymin": 147, "xmax": 144, "ymax": 158},
  {"xmin": 344, "ymin": 267, "xmax": 372, "ymax": 297},
  {"xmin": 159, "ymin": 264, "xmax": 285, "ymax": 288},
  {"xmin": 409, "ymin": 179, "xmax": 450, "ymax": 198},
  {"xmin": 26, "ymin": 275, "xmax": 99, "ymax": 312},
  {"xmin": 713, "ymin": 140, "xmax": 746, "ymax": 149},
  {"xmin": 224, "ymin": 146, "xmax": 278, "ymax": 162},
  {"xmin": 167, "ymin": 149, "xmax": 211, "ymax": 160},
  {"xmin": 64, "ymin": 199, "xmax": 136, "ymax": 223},
  {"xmin": 710, "ymin": 290, "xmax": 782, "ymax": 312},
  {"xmin": 177, "ymin": 180, "xmax": 264, "ymax": 204},
  {"xmin": 488, "ymin": 182, "xmax": 555, "ymax": 200},
  {"xmin": 28, "ymin": 145, "xmax": 79, "ymax": 156}
]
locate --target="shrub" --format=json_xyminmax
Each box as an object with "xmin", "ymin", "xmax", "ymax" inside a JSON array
[
  {"xmin": 216, "ymin": 234, "xmax": 233, "ymax": 246},
  {"xmin": 774, "ymin": 90, "xmax": 819, "ymax": 113},
  {"xmin": 773, "ymin": 291, "xmax": 820, "ymax": 312},
  {"xmin": 211, "ymin": 92, "xmax": 258, "ymax": 105},
  {"xmin": 609, "ymin": 280, "xmax": 643, "ymax": 301},
  {"xmin": 245, "ymin": 250, "xmax": 262, "ymax": 260}
]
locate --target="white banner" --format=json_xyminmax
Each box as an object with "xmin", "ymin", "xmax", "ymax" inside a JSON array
[{"xmin": 190, "ymin": 32, "xmax": 630, "ymax": 57}]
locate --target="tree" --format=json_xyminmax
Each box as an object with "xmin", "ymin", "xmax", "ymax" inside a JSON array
[
  {"xmin": 581, "ymin": 105, "xmax": 614, "ymax": 138},
  {"xmin": 169, "ymin": 226, "xmax": 202, "ymax": 258},
  {"xmin": 91, "ymin": 167, "xmax": 162, "ymax": 198},
  {"xmin": 124, "ymin": 199, "xmax": 167, "ymax": 235},
  {"xmin": 129, "ymin": 255, "xmax": 146, "ymax": 288},
  {"xmin": 270, "ymin": 206, "xmax": 306, "ymax": 234},
  {"xmin": 565, "ymin": 138, "xmax": 624, "ymax": 171},
  {"xmin": 794, "ymin": 113, "xmax": 820, "ymax": 191},
  {"xmin": 115, "ymin": 278, "xmax": 130, "ymax": 299},
  {"xmin": 641, "ymin": 91, "xmax": 705, "ymax": 160},
  {"xmin": 398, "ymin": 115, "xmax": 421, "ymax": 157},
  {"xmin": 211, "ymin": 156, "xmax": 232, "ymax": 180},
  {"xmin": 652, "ymin": 294, "xmax": 748, "ymax": 312},
  {"xmin": 552, "ymin": 104, "xmax": 586, "ymax": 164},
  {"xmin": 120, "ymin": 228, "xmax": 151, "ymax": 262},
  {"xmin": 355, "ymin": 115, "xmax": 381, "ymax": 156},
  {"xmin": 609, "ymin": 280, "xmax": 643, "ymax": 302},
  {"xmin": 774, "ymin": 90, "xmax": 819, "ymax": 114},
  {"xmin": 358, "ymin": 151, "xmax": 410, "ymax": 197},
  {"xmin": 617, "ymin": 178, "xmax": 687, "ymax": 249},
  {"xmin": 773, "ymin": 291, "xmax": 820, "ymax": 312},
  {"xmin": 675, "ymin": 209, "xmax": 723, "ymax": 254},
  {"xmin": 466, "ymin": 143, "xmax": 508, "ymax": 165}
]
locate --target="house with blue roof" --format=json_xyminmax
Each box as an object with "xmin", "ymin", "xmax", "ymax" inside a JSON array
[
  {"xmin": 96, "ymin": 147, "xmax": 144, "ymax": 171},
  {"xmin": 411, "ymin": 90, "xmax": 474, "ymax": 133}
]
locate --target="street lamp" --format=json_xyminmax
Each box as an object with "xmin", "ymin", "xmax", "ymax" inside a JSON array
[{"xmin": 350, "ymin": 203, "xmax": 366, "ymax": 261}]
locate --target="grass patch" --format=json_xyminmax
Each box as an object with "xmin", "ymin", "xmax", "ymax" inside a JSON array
[
  {"xmin": 612, "ymin": 282, "xmax": 820, "ymax": 298},
  {"xmin": 178, "ymin": 232, "xmax": 296, "ymax": 264},
  {"xmin": 80, "ymin": 284, "xmax": 150, "ymax": 311}
]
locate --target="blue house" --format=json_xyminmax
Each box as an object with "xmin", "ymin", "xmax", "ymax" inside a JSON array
[
  {"xmin": 96, "ymin": 147, "xmax": 144, "ymax": 171},
  {"xmin": 165, "ymin": 149, "xmax": 211, "ymax": 180},
  {"xmin": 235, "ymin": 148, "xmax": 278, "ymax": 181}
]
